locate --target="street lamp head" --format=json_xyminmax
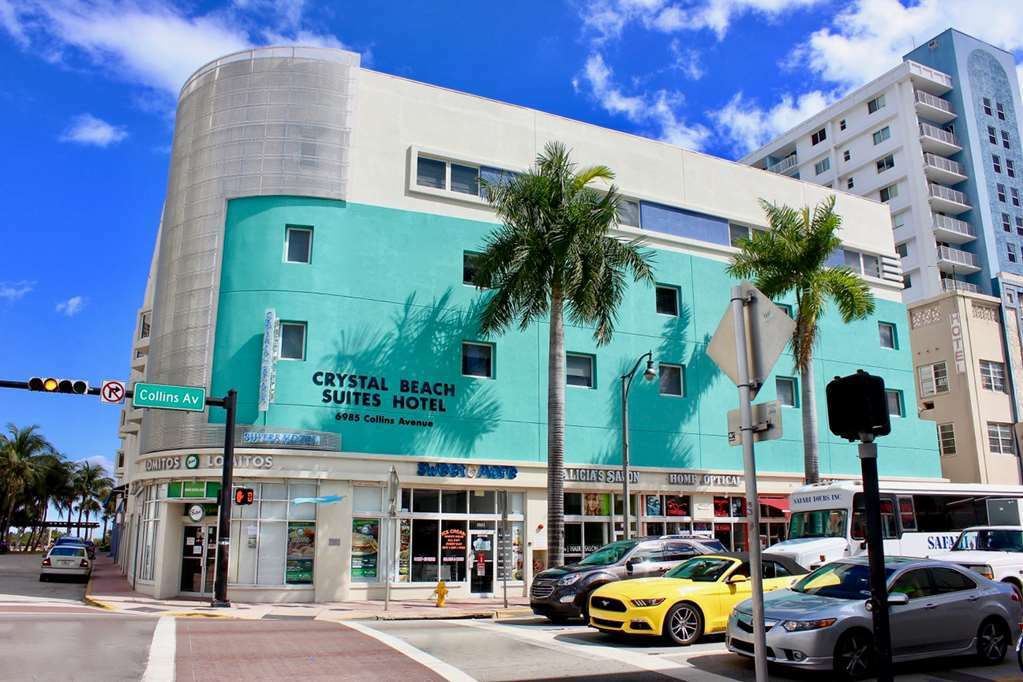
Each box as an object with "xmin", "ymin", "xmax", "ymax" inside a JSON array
[{"xmin": 642, "ymin": 358, "xmax": 656, "ymax": 382}]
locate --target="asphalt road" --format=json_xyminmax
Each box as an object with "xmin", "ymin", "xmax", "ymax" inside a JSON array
[{"xmin": 0, "ymin": 551, "xmax": 88, "ymax": 603}]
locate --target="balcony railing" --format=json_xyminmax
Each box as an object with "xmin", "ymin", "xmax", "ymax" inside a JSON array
[
  {"xmin": 942, "ymin": 279, "xmax": 979, "ymax": 293},
  {"xmin": 923, "ymin": 153, "xmax": 965, "ymax": 177},
  {"xmin": 919, "ymin": 122, "xmax": 960, "ymax": 147},
  {"xmin": 932, "ymin": 213, "xmax": 974, "ymax": 238},
  {"xmin": 937, "ymin": 246, "xmax": 978, "ymax": 268},
  {"xmin": 766, "ymin": 155, "xmax": 798, "ymax": 174},
  {"xmin": 914, "ymin": 90, "xmax": 954, "ymax": 114},
  {"xmin": 929, "ymin": 183, "xmax": 969, "ymax": 206},
  {"xmin": 908, "ymin": 60, "xmax": 954, "ymax": 88}
]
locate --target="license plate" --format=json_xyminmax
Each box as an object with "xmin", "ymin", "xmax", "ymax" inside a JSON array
[{"xmin": 57, "ymin": 560, "xmax": 72, "ymax": 567}]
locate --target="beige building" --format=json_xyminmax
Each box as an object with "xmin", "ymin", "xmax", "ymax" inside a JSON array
[{"xmin": 910, "ymin": 287, "xmax": 1023, "ymax": 484}]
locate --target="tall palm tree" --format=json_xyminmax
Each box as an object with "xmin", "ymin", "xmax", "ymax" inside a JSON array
[
  {"xmin": 72, "ymin": 462, "xmax": 113, "ymax": 538},
  {"xmin": 26, "ymin": 453, "xmax": 72, "ymax": 550},
  {"xmin": 0, "ymin": 424, "xmax": 53, "ymax": 537},
  {"xmin": 475, "ymin": 141, "xmax": 654, "ymax": 567},
  {"xmin": 728, "ymin": 196, "xmax": 875, "ymax": 483}
]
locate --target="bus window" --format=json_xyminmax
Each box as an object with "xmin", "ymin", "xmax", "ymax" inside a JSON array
[
  {"xmin": 897, "ymin": 496, "xmax": 917, "ymax": 531},
  {"xmin": 852, "ymin": 494, "xmax": 900, "ymax": 539},
  {"xmin": 789, "ymin": 509, "xmax": 848, "ymax": 539}
]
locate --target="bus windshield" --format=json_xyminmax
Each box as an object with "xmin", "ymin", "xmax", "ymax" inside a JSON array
[
  {"xmin": 788, "ymin": 509, "xmax": 848, "ymax": 539},
  {"xmin": 953, "ymin": 529, "xmax": 1023, "ymax": 552}
]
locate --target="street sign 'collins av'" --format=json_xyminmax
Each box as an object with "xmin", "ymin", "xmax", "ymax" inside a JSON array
[{"xmin": 826, "ymin": 370, "xmax": 891, "ymax": 441}]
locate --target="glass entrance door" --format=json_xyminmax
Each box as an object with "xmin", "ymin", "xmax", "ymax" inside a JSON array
[
  {"xmin": 469, "ymin": 531, "xmax": 494, "ymax": 594},
  {"xmin": 180, "ymin": 525, "xmax": 217, "ymax": 594}
]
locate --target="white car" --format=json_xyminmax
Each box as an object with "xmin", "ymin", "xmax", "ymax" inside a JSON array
[
  {"xmin": 932, "ymin": 526, "xmax": 1023, "ymax": 595},
  {"xmin": 40, "ymin": 545, "xmax": 92, "ymax": 582}
]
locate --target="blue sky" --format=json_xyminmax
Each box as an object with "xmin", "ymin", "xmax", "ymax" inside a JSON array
[{"xmin": 1, "ymin": 0, "xmax": 1022, "ymax": 475}]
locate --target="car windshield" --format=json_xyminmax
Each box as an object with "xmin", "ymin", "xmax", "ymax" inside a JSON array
[
  {"xmin": 55, "ymin": 537, "xmax": 81, "ymax": 544},
  {"xmin": 577, "ymin": 540, "xmax": 638, "ymax": 566},
  {"xmin": 788, "ymin": 509, "xmax": 848, "ymax": 539},
  {"xmin": 790, "ymin": 562, "xmax": 894, "ymax": 599},
  {"xmin": 953, "ymin": 529, "xmax": 1023, "ymax": 552},
  {"xmin": 664, "ymin": 556, "xmax": 734, "ymax": 582},
  {"xmin": 698, "ymin": 539, "xmax": 727, "ymax": 552},
  {"xmin": 50, "ymin": 547, "xmax": 84, "ymax": 557}
]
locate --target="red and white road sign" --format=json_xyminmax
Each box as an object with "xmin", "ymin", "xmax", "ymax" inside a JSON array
[{"xmin": 100, "ymin": 380, "xmax": 126, "ymax": 404}]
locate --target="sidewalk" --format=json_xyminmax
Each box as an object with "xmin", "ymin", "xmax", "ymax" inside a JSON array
[{"xmin": 86, "ymin": 555, "xmax": 533, "ymax": 621}]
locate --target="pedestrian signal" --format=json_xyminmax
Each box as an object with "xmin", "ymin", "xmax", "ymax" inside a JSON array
[{"xmin": 234, "ymin": 487, "xmax": 255, "ymax": 506}]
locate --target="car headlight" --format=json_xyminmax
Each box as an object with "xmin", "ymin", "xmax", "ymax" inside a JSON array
[
  {"xmin": 558, "ymin": 573, "xmax": 583, "ymax": 586},
  {"xmin": 630, "ymin": 598, "xmax": 665, "ymax": 607},
  {"xmin": 781, "ymin": 618, "xmax": 837, "ymax": 632},
  {"xmin": 966, "ymin": 564, "xmax": 994, "ymax": 580}
]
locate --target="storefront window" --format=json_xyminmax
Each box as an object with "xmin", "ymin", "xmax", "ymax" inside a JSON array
[
  {"xmin": 441, "ymin": 520, "xmax": 467, "ymax": 581},
  {"xmin": 470, "ymin": 489, "xmax": 495, "ymax": 513},
  {"xmin": 411, "ymin": 519, "xmax": 440, "ymax": 582},
  {"xmin": 413, "ymin": 489, "xmax": 440, "ymax": 513},
  {"xmin": 229, "ymin": 481, "xmax": 317, "ymax": 586},
  {"xmin": 351, "ymin": 518, "xmax": 380, "ymax": 579},
  {"xmin": 443, "ymin": 490, "xmax": 467, "ymax": 514},
  {"xmin": 139, "ymin": 485, "xmax": 160, "ymax": 581}
]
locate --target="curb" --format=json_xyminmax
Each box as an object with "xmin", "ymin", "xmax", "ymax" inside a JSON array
[{"xmin": 82, "ymin": 574, "xmax": 114, "ymax": 611}]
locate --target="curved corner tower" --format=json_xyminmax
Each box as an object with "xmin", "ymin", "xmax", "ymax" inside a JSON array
[{"xmin": 141, "ymin": 47, "xmax": 360, "ymax": 453}]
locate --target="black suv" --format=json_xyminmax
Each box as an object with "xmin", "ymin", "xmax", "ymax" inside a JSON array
[{"xmin": 530, "ymin": 536, "xmax": 725, "ymax": 622}]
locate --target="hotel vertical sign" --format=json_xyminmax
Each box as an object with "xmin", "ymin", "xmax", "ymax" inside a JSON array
[
  {"xmin": 258, "ymin": 308, "xmax": 278, "ymax": 412},
  {"xmin": 949, "ymin": 312, "xmax": 966, "ymax": 373}
]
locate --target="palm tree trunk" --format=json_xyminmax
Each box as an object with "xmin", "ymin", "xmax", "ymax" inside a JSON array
[
  {"xmin": 547, "ymin": 286, "xmax": 566, "ymax": 569},
  {"xmin": 801, "ymin": 360, "xmax": 820, "ymax": 484},
  {"xmin": 65, "ymin": 506, "xmax": 72, "ymax": 536},
  {"xmin": 76, "ymin": 505, "xmax": 83, "ymax": 537}
]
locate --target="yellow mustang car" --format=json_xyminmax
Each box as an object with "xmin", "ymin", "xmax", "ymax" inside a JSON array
[{"xmin": 588, "ymin": 553, "xmax": 807, "ymax": 645}]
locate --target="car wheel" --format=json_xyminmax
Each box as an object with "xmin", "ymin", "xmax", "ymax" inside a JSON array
[
  {"xmin": 976, "ymin": 617, "xmax": 1009, "ymax": 664},
  {"xmin": 833, "ymin": 629, "xmax": 876, "ymax": 681},
  {"xmin": 663, "ymin": 602, "xmax": 703, "ymax": 646}
]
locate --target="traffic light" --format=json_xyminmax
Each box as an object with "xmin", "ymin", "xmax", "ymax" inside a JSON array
[
  {"xmin": 234, "ymin": 487, "xmax": 255, "ymax": 505},
  {"xmin": 28, "ymin": 377, "xmax": 89, "ymax": 394},
  {"xmin": 826, "ymin": 370, "xmax": 891, "ymax": 442}
]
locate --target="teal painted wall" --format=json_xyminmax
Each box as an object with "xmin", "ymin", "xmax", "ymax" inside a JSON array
[{"xmin": 210, "ymin": 195, "xmax": 941, "ymax": 478}]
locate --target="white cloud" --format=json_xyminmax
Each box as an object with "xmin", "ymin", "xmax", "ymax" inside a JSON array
[
  {"xmin": 0, "ymin": 280, "xmax": 34, "ymax": 301},
  {"xmin": 59, "ymin": 113, "xmax": 127, "ymax": 146},
  {"xmin": 575, "ymin": 52, "xmax": 710, "ymax": 150},
  {"xmin": 792, "ymin": 0, "xmax": 1023, "ymax": 89},
  {"xmin": 81, "ymin": 454, "xmax": 114, "ymax": 475},
  {"xmin": 669, "ymin": 39, "xmax": 703, "ymax": 80},
  {"xmin": 711, "ymin": 90, "xmax": 834, "ymax": 155},
  {"xmin": 56, "ymin": 295, "xmax": 85, "ymax": 316}
]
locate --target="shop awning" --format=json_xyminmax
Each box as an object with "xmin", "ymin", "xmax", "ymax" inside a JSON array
[{"xmin": 759, "ymin": 496, "xmax": 789, "ymax": 514}]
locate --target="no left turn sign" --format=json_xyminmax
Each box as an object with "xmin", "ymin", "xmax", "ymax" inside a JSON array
[{"xmin": 100, "ymin": 380, "xmax": 126, "ymax": 404}]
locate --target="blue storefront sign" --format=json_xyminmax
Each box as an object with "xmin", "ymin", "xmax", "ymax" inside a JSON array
[
  {"xmin": 242, "ymin": 431, "xmax": 321, "ymax": 447},
  {"xmin": 417, "ymin": 462, "xmax": 518, "ymax": 480}
]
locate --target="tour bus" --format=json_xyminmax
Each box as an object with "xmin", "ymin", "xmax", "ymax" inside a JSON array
[{"xmin": 766, "ymin": 480, "xmax": 1023, "ymax": 569}]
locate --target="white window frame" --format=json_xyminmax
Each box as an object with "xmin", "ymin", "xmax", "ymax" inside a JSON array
[
  {"xmin": 979, "ymin": 360, "xmax": 1007, "ymax": 393},
  {"xmin": 566, "ymin": 353, "xmax": 595, "ymax": 389},
  {"xmin": 658, "ymin": 363, "xmax": 685, "ymax": 397},
  {"xmin": 918, "ymin": 361, "xmax": 949, "ymax": 397},
  {"xmin": 867, "ymin": 94, "xmax": 886, "ymax": 114},
  {"xmin": 655, "ymin": 284, "xmax": 680, "ymax": 317},
  {"xmin": 279, "ymin": 322, "xmax": 307, "ymax": 361},
  {"xmin": 885, "ymin": 389, "xmax": 904, "ymax": 417},
  {"xmin": 987, "ymin": 422, "xmax": 1015, "ymax": 455},
  {"xmin": 461, "ymin": 341, "xmax": 494, "ymax": 379},
  {"xmin": 878, "ymin": 322, "xmax": 897, "ymax": 349},
  {"xmin": 814, "ymin": 158, "xmax": 830, "ymax": 175},
  {"xmin": 872, "ymin": 126, "xmax": 891, "ymax": 145},
  {"xmin": 937, "ymin": 423, "xmax": 956, "ymax": 456},
  {"xmin": 284, "ymin": 226, "xmax": 313, "ymax": 264},
  {"xmin": 811, "ymin": 128, "xmax": 827, "ymax": 145},
  {"xmin": 879, "ymin": 184, "xmax": 898, "ymax": 203},
  {"xmin": 407, "ymin": 146, "xmax": 506, "ymax": 207},
  {"xmin": 776, "ymin": 376, "xmax": 797, "ymax": 407},
  {"xmin": 876, "ymin": 155, "xmax": 894, "ymax": 173}
]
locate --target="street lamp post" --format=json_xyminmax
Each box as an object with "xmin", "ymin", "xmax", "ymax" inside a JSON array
[{"xmin": 621, "ymin": 351, "xmax": 656, "ymax": 540}]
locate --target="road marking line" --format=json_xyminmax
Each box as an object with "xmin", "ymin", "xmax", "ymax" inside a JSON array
[
  {"xmin": 142, "ymin": 616, "xmax": 175, "ymax": 682},
  {"xmin": 343, "ymin": 620, "xmax": 478, "ymax": 682}
]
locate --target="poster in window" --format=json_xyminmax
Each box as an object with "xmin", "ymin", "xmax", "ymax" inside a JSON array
[
  {"xmin": 730, "ymin": 497, "xmax": 747, "ymax": 518},
  {"xmin": 351, "ymin": 518, "xmax": 380, "ymax": 579},
  {"xmin": 713, "ymin": 496, "xmax": 730, "ymax": 517},
  {"xmin": 398, "ymin": 519, "xmax": 411, "ymax": 582},
  {"xmin": 645, "ymin": 495, "xmax": 663, "ymax": 516},
  {"xmin": 583, "ymin": 493, "xmax": 609, "ymax": 516},
  {"xmin": 285, "ymin": 522, "xmax": 315, "ymax": 584},
  {"xmin": 665, "ymin": 495, "xmax": 689, "ymax": 517},
  {"xmin": 441, "ymin": 523, "xmax": 467, "ymax": 582}
]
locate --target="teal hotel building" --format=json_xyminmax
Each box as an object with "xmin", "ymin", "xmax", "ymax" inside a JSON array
[{"xmin": 113, "ymin": 47, "xmax": 942, "ymax": 603}]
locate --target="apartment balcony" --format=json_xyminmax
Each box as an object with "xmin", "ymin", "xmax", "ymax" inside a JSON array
[
  {"xmin": 766, "ymin": 154, "xmax": 799, "ymax": 176},
  {"xmin": 928, "ymin": 183, "xmax": 971, "ymax": 215},
  {"xmin": 908, "ymin": 60, "xmax": 953, "ymax": 95},
  {"xmin": 936, "ymin": 245, "xmax": 981, "ymax": 275},
  {"xmin": 931, "ymin": 214, "xmax": 975, "ymax": 244},
  {"xmin": 919, "ymin": 122, "xmax": 962, "ymax": 155},
  {"xmin": 923, "ymin": 152, "xmax": 967, "ymax": 185},
  {"xmin": 914, "ymin": 90, "xmax": 956, "ymax": 124},
  {"xmin": 942, "ymin": 278, "xmax": 980, "ymax": 294}
]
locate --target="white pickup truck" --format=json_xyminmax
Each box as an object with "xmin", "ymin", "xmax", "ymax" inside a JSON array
[{"xmin": 931, "ymin": 526, "xmax": 1023, "ymax": 595}]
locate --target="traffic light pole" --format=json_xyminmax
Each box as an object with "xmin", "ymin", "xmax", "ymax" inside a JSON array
[
  {"xmin": 858, "ymin": 436, "xmax": 893, "ymax": 682},
  {"xmin": 211, "ymin": 389, "xmax": 237, "ymax": 608}
]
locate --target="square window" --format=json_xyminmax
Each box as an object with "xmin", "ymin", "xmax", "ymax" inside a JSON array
[
  {"xmin": 776, "ymin": 377, "xmax": 797, "ymax": 407},
  {"xmin": 285, "ymin": 226, "xmax": 312, "ymax": 264},
  {"xmin": 872, "ymin": 126, "xmax": 890, "ymax": 145},
  {"xmin": 988, "ymin": 126, "xmax": 998, "ymax": 144},
  {"xmin": 461, "ymin": 342, "xmax": 493, "ymax": 378},
  {"xmin": 867, "ymin": 95, "xmax": 885, "ymax": 114},
  {"xmin": 814, "ymin": 158, "xmax": 830, "ymax": 175},
  {"xmin": 655, "ymin": 285, "xmax": 679, "ymax": 316},
  {"xmin": 937, "ymin": 423, "xmax": 956, "ymax": 455},
  {"xmin": 450, "ymin": 163, "xmax": 479, "ymax": 195},
  {"xmin": 862, "ymin": 254, "xmax": 880, "ymax": 277},
  {"xmin": 895, "ymin": 242, "xmax": 908, "ymax": 258},
  {"xmin": 843, "ymin": 149, "xmax": 851, "ymax": 162},
  {"xmin": 885, "ymin": 389, "xmax": 903, "ymax": 417},
  {"xmin": 280, "ymin": 322, "xmax": 306, "ymax": 360},
  {"xmin": 997, "ymin": 102, "xmax": 1006, "ymax": 120},
  {"xmin": 988, "ymin": 422, "xmax": 1015, "ymax": 455},
  {"xmin": 919, "ymin": 361, "xmax": 948, "ymax": 396},
  {"xmin": 658, "ymin": 364, "xmax": 684, "ymax": 396},
  {"xmin": 878, "ymin": 322, "xmax": 897, "ymax": 349},
  {"xmin": 876, "ymin": 155, "xmax": 894, "ymax": 173},
  {"xmin": 811, "ymin": 128, "xmax": 827, "ymax": 145},
  {"xmin": 980, "ymin": 360, "xmax": 1007, "ymax": 392},
  {"xmin": 463, "ymin": 252, "xmax": 483, "ymax": 286},
  {"xmin": 619, "ymin": 199, "xmax": 641, "ymax": 227},
  {"xmin": 416, "ymin": 156, "xmax": 446, "ymax": 189},
  {"xmin": 566, "ymin": 353, "xmax": 594, "ymax": 388},
  {"xmin": 983, "ymin": 97, "xmax": 992, "ymax": 115},
  {"xmin": 993, "ymin": 155, "xmax": 1002, "ymax": 173}
]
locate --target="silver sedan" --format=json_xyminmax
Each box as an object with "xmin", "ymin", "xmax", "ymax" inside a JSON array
[
  {"xmin": 40, "ymin": 545, "xmax": 92, "ymax": 582},
  {"xmin": 726, "ymin": 556, "xmax": 1021, "ymax": 680}
]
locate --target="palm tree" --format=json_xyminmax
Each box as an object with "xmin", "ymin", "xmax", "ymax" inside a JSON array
[
  {"xmin": 26, "ymin": 453, "xmax": 73, "ymax": 550},
  {"xmin": 0, "ymin": 424, "xmax": 53, "ymax": 537},
  {"xmin": 72, "ymin": 462, "xmax": 113, "ymax": 538},
  {"xmin": 728, "ymin": 196, "xmax": 875, "ymax": 483},
  {"xmin": 475, "ymin": 141, "xmax": 654, "ymax": 567}
]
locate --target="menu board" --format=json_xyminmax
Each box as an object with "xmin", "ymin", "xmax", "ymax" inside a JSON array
[
  {"xmin": 496, "ymin": 524, "xmax": 524, "ymax": 580},
  {"xmin": 351, "ymin": 519, "xmax": 380, "ymax": 579},
  {"xmin": 286, "ymin": 522, "xmax": 315, "ymax": 584}
]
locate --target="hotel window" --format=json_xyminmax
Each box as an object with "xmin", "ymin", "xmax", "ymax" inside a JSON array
[
  {"xmin": 462, "ymin": 252, "xmax": 483, "ymax": 286},
  {"xmin": 1009, "ymin": 243, "xmax": 1018, "ymax": 263},
  {"xmin": 879, "ymin": 184, "xmax": 898, "ymax": 203},
  {"xmin": 776, "ymin": 377, "xmax": 797, "ymax": 407},
  {"xmin": 839, "ymin": 119, "xmax": 847, "ymax": 131},
  {"xmin": 872, "ymin": 126, "xmax": 890, "ymax": 145},
  {"xmin": 980, "ymin": 360, "xmax": 1007, "ymax": 392},
  {"xmin": 416, "ymin": 156, "xmax": 446, "ymax": 189},
  {"xmin": 1013, "ymin": 188, "xmax": 1020, "ymax": 207},
  {"xmin": 1002, "ymin": 130, "xmax": 1011, "ymax": 149},
  {"xmin": 878, "ymin": 322, "xmax": 897, "ymax": 349},
  {"xmin": 983, "ymin": 97, "xmax": 992, "ymax": 115},
  {"xmin": 902, "ymin": 273, "xmax": 912, "ymax": 289},
  {"xmin": 847, "ymin": 177, "xmax": 855, "ymax": 190},
  {"xmin": 988, "ymin": 126, "xmax": 998, "ymax": 144},
  {"xmin": 998, "ymin": 183, "xmax": 1007, "ymax": 202},
  {"xmin": 449, "ymin": 163, "xmax": 480, "ymax": 195},
  {"xmin": 811, "ymin": 128, "xmax": 827, "ymax": 145},
  {"xmin": 279, "ymin": 322, "xmax": 306, "ymax": 361},
  {"xmin": 918, "ymin": 361, "xmax": 949, "ymax": 397},
  {"xmin": 867, "ymin": 94, "xmax": 886, "ymax": 114},
  {"xmin": 566, "ymin": 353, "xmax": 594, "ymax": 388},
  {"xmin": 1008, "ymin": 159, "xmax": 1017, "ymax": 178},
  {"xmin": 659, "ymin": 363, "xmax": 684, "ymax": 397},
  {"xmin": 895, "ymin": 242, "xmax": 908, "ymax": 258},
  {"xmin": 285, "ymin": 226, "xmax": 313, "ymax": 264},
  {"xmin": 1003, "ymin": 213, "xmax": 1012, "ymax": 232},
  {"xmin": 937, "ymin": 423, "xmax": 956, "ymax": 456},
  {"xmin": 885, "ymin": 389, "xmax": 904, "ymax": 417},
  {"xmin": 814, "ymin": 158, "xmax": 830, "ymax": 175},
  {"xmin": 655, "ymin": 285, "xmax": 680, "ymax": 316},
  {"xmin": 993, "ymin": 155, "xmax": 1002, "ymax": 173},
  {"xmin": 997, "ymin": 101, "xmax": 1006, "ymax": 120},
  {"xmin": 618, "ymin": 199, "xmax": 641, "ymax": 227},
  {"xmin": 843, "ymin": 149, "xmax": 851, "ymax": 162},
  {"xmin": 988, "ymin": 422, "xmax": 1015, "ymax": 455},
  {"xmin": 1017, "ymin": 216, "xmax": 1023, "ymax": 235},
  {"xmin": 461, "ymin": 342, "xmax": 493, "ymax": 378},
  {"xmin": 876, "ymin": 154, "xmax": 894, "ymax": 173}
]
